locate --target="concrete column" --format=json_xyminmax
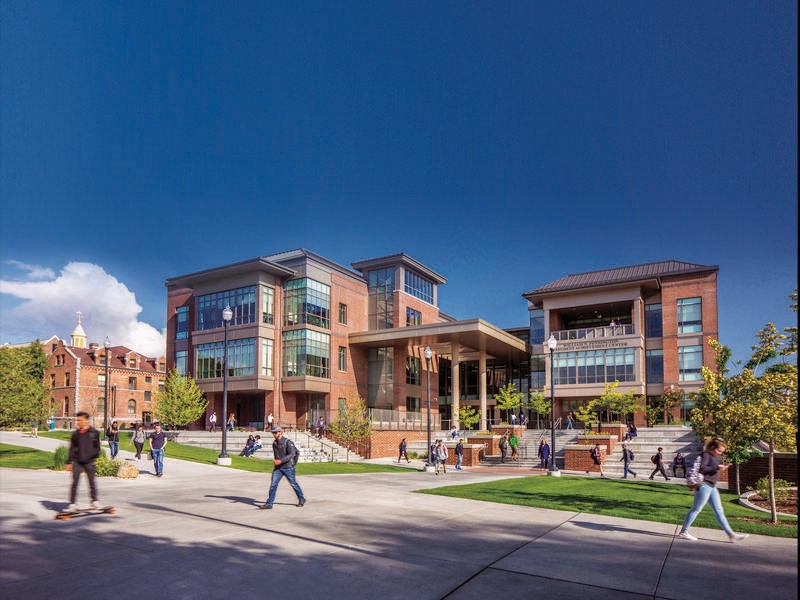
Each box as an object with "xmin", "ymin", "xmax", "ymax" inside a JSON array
[
  {"xmin": 479, "ymin": 350, "xmax": 487, "ymax": 430},
  {"xmin": 633, "ymin": 297, "xmax": 642, "ymax": 336},
  {"xmin": 451, "ymin": 343, "xmax": 460, "ymax": 431}
]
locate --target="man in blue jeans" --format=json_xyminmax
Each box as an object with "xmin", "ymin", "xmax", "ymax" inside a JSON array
[
  {"xmin": 148, "ymin": 422, "xmax": 168, "ymax": 477},
  {"xmin": 260, "ymin": 426, "xmax": 306, "ymax": 509}
]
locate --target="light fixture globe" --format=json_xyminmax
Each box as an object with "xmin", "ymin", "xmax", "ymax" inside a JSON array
[
  {"xmin": 547, "ymin": 334, "xmax": 557, "ymax": 351},
  {"xmin": 222, "ymin": 305, "xmax": 233, "ymax": 323}
]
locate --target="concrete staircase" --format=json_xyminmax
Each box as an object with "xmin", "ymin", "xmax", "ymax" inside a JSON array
[
  {"xmin": 479, "ymin": 429, "xmax": 580, "ymax": 468},
  {"xmin": 168, "ymin": 430, "xmax": 363, "ymax": 463},
  {"xmin": 600, "ymin": 426, "xmax": 703, "ymax": 479}
]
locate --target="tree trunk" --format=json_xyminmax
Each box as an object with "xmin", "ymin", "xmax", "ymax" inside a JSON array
[
  {"xmin": 734, "ymin": 463, "xmax": 741, "ymax": 496},
  {"xmin": 768, "ymin": 442, "xmax": 777, "ymax": 525}
]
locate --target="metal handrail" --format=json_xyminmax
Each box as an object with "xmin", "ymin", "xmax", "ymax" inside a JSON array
[{"xmin": 552, "ymin": 324, "xmax": 635, "ymax": 341}]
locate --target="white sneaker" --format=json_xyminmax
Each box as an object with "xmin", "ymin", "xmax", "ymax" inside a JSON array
[
  {"xmin": 66, "ymin": 503, "xmax": 79, "ymax": 513},
  {"xmin": 677, "ymin": 531, "xmax": 698, "ymax": 541},
  {"xmin": 90, "ymin": 500, "xmax": 101, "ymax": 509},
  {"xmin": 729, "ymin": 533, "xmax": 748, "ymax": 543}
]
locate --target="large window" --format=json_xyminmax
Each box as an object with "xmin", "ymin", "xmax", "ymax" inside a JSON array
[
  {"xmin": 176, "ymin": 306, "xmax": 189, "ymax": 339},
  {"xmin": 678, "ymin": 345, "xmax": 703, "ymax": 381},
  {"xmin": 196, "ymin": 338, "xmax": 256, "ymax": 379},
  {"xmin": 261, "ymin": 338, "xmax": 273, "ymax": 376},
  {"xmin": 406, "ymin": 397, "xmax": 420, "ymax": 412},
  {"xmin": 338, "ymin": 303, "xmax": 347, "ymax": 325},
  {"xmin": 645, "ymin": 349, "xmax": 664, "ymax": 383},
  {"xmin": 262, "ymin": 287, "xmax": 275, "ymax": 325},
  {"xmin": 645, "ymin": 304, "xmax": 662, "ymax": 338},
  {"xmin": 128, "ymin": 400, "xmax": 136, "ymax": 415},
  {"xmin": 406, "ymin": 307, "xmax": 421, "ymax": 327},
  {"xmin": 406, "ymin": 356, "xmax": 421, "ymax": 385},
  {"xmin": 283, "ymin": 278, "xmax": 330, "ymax": 328},
  {"xmin": 368, "ymin": 268, "xmax": 395, "ymax": 330},
  {"xmin": 529, "ymin": 309, "xmax": 545, "ymax": 344},
  {"xmin": 367, "ymin": 347, "xmax": 394, "ymax": 408},
  {"xmin": 404, "ymin": 270, "xmax": 434, "ymax": 304},
  {"xmin": 198, "ymin": 286, "xmax": 257, "ymax": 330},
  {"xmin": 176, "ymin": 350, "xmax": 188, "ymax": 376},
  {"xmin": 282, "ymin": 329, "xmax": 330, "ymax": 378},
  {"xmin": 553, "ymin": 348, "xmax": 636, "ymax": 385},
  {"xmin": 338, "ymin": 346, "xmax": 347, "ymax": 372},
  {"xmin": 531, "ymin": 354, "xmax": 546, "ymax": 389},
  {"xmin": 677, "ymin": 297, "xmax": 702, "ymax": 334}
]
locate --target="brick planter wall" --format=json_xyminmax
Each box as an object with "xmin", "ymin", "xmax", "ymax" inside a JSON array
[
  {"xmin": 467, "ymin": 435, "xmax": 500, "ymax": 456},
  {"xmin": 439, "ymin": 443, "xmax": 482, "ymax": 467},
  {"xmin": 565, "ymin": 444, "xmax": 606, "ymax": 473},
  {"xmin": 578, "ymin": 435, "xmax": 616, "ymax": 454},
  {"xmin": 728, "ymin": 453, "xmax": 797, "ymax": 491},
  {"xmin": 366, "ymin": 430, "xmax": 429, "ymax": 458}
]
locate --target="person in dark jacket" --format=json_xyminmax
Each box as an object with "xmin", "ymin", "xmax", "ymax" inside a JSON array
[
  {"xmin": 672, "ymin": 452, "xmax": 686, "ymax": 478},
  {"xmin": 455, "ymin": 439, "xmax": 464, "ymax": 470},
  {"xmin": 677, "ymin": 438, "xmax": 748, "ymax": 542},
  {"xmin": 619, "ymin": 443, "xmax": 637, "ymax": 479},
  {"xmin": 649, "ymin": 447, "xmax": 670, "ymax": 480},
  {"xmin": 398, "ymin": 438, "xmax": 410, "ymax": 463},
  {"xmin": 67, "ymin": 411, "xmax": 101, "ymax": 511},
  {"xmin": 538, "ymin": 439, "xmax": 551, "ymax": 469},
  {"xmin": 106, "ymin": 420, "xmax": 120, "ymax": 459},
  {"xmin": 260, "ymin": 426, "xmax": 306, "ymax": 509}
]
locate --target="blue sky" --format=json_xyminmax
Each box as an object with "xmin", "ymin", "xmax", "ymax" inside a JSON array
[{"xmin": 1, "ymin": 1, "xmax": 796, "ymax": 365}]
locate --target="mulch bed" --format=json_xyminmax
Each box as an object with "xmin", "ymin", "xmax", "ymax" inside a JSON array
[{"xmin": 747, "ymin": 490, "xmax": 797, "ymax": 516}]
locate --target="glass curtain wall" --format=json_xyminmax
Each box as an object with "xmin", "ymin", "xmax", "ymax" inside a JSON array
[
  {"xmin": 195, "ymin": 338, "xmax": 256, "ymax": 378},
  {"xmin": 368, "ymin": 347, "xmax": 394, "ymax": 408},
  {"xmin": 282, "ymin": 330, "xmax": 330, "ymax": 377},
  {"xmin": 368, "ymin": 268, "xmax": 395, "ymax": 330},
  {"xmin": 198, "ymin": 286, "xmax": 257, "ymax": 329},
  {"xmin": 283, "ymin": 278, "xmax": 330, "ymax": 328}
]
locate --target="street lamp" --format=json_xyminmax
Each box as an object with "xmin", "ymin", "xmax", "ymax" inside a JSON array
[
  {"xmin": 217, "ymin": 305, "xmax": 234, "ymax": 465},
  {"xmin": 424, "ymin": 346, "xmax": 433, "ymax": 472},
  {"xmin": 103, "ymin": 337, "xmax": 111, "ymax": 437},
  {"xmin": 547, "ymin": 334, "xmax": 560, "ymax": 475}
]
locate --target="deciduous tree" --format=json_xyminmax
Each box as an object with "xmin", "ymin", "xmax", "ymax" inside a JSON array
[
  {"xmin": 0, "ymin": 342, "xmax": 49, "ymax": 428},
  {"xmin": 329, "ymin": 396, "xmax": 372, "ymax": 463},
  {"xmin": 493, "ymin": 382, "xmax": 523, "ymax": 424},
  {"xmin": 153, "ymin": 370, "xmax": 207, "ymax": 432}
]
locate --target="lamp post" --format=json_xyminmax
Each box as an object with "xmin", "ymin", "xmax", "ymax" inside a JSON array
[
  {"xmin": 103, "ymin": 337, "xmax": 110, "ymax": 436},
  {"xmin": 547, "ymin": 334, "xmax": 560, "ymax": 475},
  {"xmin": 217, "ymin": 305, "xmax": 233, "ymax": 465},
  {"xmin": 424, "ymin": 346, "xmax": 433, "ymax": 472}
]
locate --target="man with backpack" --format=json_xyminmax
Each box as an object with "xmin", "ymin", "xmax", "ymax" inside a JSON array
[
  {"xmin": 260, "ymin": 426, "xmax": 306, "ymax": 509},
  {"xmin": 649, "ymin": 447, "xmax": 670, "ymax": 480},
  {"xmin": 619, "ymin": 443, "xmax": 637, "ymax": 479}
]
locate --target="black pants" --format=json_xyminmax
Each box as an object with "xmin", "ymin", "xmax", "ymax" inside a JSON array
[
  {"xmin": 70, "ymin": 461, "xmax": 98, "ymax": 503},
  {"xmin": 673, "ymin": 466, "xmax": 686, "ymax": 478},
  {"xmin": 650, "ymin": 464, "xmax": 669, "ymax": 479},
  {"xmin": 134, "ymin": 441, "xmax": 144, "ymax": 459}
]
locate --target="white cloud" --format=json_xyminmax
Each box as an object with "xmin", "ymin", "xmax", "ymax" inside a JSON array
[
  {"xmin": 4, "ymin": 260, "xmax": 56, "ymax": 280},
  {"xmin": 0, "ymin": 262, "xmax": 166, "ymax": 357}
]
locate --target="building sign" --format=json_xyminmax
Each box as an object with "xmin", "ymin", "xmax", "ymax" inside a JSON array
[{"xmin": 555, "ymin": 339, "xmax": 636, "ymax": 352}]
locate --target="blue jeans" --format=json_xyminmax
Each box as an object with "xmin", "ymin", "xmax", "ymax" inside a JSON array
[
  {"xmin": 456, "ymin": 454, "xmax": 463, "ymax": 469},
  {"xmin": 109, "ymin": 441, "xmax": 119, "ymax": 459},
  {"xmin": 567, "ymin": 421, "xmax": 573, "ymax": 430},
  {"xmin": 151, "ymin": 448, "xmax": 165, "ymax": 474},
  {"xmin": 681, "ymin": 483, "xmax": 734, "ymax": 535},
  {"xmin": 623, "ymin": 463, "xmax": 637, "ymax": 478},
  {"xmin": 266, "ymin": 467, "xmax": 305, "ymax": 506}
]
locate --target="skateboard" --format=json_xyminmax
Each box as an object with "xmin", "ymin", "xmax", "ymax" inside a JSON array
[{"xmin": 55, "ymin": 506, "xmax": 116, "ymax": 521}]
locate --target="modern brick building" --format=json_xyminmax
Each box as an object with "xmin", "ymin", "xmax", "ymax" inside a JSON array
[
  {"xmin": 523, "ymin": 260, "xmax": 719, "ymax": 425},
  {"xmin": 45, "ymin": 313, "xmax": 167, "ymax": 429}
]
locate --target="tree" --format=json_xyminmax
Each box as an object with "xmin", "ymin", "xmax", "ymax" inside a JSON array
[
  {"xmin": 493, "ymin": 382, "xmax": 523, "ymax": 424},
  {"xmin": 573, "ymin": 403, "xmax": 597, "ymax": 433},
  {"xmin": 527, "ymin": 388, "xmax": 550, "ymax": 429},
  {"xmin": 152, "ymin": 370, "xmax": 207, "ymax": 432},
  {"xmin": 661, "ymin": 387, "xmax": 683, "ymax": 424},
  {"xmin": 329, "ymin": 396, "xmax": 372, "ymax": 463},
  {"xmin": 458, "ymin": 405, "xmax": 480, "ymax": 431},
  {"xmin": 0, "ymin": 342, "xmax": 49, "ymax": 428}
]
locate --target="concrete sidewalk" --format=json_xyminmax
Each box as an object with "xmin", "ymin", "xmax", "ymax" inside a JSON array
[{"xmin": 0, "ymin": 431, "xmax": 796, "ymax": 600}]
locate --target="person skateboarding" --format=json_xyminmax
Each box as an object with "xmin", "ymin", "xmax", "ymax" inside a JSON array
[{"xmin": 66, "ymin": 411, "xmax": 102, "ymax": 512}]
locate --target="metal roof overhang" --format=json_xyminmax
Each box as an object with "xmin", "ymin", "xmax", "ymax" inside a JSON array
[{"xmin": 348, "ymin": 319, "xmax": 530, "ymax": 362}]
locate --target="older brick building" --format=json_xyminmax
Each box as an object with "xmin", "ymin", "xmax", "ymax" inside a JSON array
[{"xmin": 45, "ymin": 314, "xmax": 166, "ymax": 429}]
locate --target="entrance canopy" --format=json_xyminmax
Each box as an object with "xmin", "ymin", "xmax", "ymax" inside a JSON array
[{"xmin": 348, "ymin": 318, "xmax": 529, "ymax": 362}]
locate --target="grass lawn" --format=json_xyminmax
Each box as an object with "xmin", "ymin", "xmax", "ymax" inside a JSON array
[
  {"xmin": 41, "ymin": 430, "xmax": 412, "ymax": 475},
  {"xmin": 419, "ymin": 476, "xmax": 797, "ymax": 538},
  {"xmin": 0, "ymin": 443, "xmax": 55, "ymax": 469}
]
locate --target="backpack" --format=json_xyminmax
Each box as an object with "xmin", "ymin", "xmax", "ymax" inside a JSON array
[
  {"xmin": 628, "ymin": 450, "xmax": 635, "ymax": 461},
  {"xmin": 650, "ymin": 454, "xmax": 658, "ymax": 464},
  {"xmin": 686, "ymin": 455, "xmax": 704, "ymax": 489},
  {"xmin": 287, "ymin": 439, "xmax": 300, "ymax": 466}
]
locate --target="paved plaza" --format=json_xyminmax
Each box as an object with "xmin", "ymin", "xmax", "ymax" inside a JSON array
[{"xmin": 0, "ymin": 431, "xmax": 796, "ymax": 600}]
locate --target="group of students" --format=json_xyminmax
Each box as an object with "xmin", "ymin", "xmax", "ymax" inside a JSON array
[{"xmin": 238, "ymin": 434, "xmax": 264, "ymax": 457}]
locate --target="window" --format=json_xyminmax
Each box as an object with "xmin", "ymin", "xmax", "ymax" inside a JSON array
[
  {"xmin": 262, "ymin": 286, "xmax": 275, "ymax": 325},
  {"xmin": 64, "ymin": 397, "xmax": 69, "ymax": 416},
  {"xmin": 645, "ymin": 349, "xmax": 664, "ymax": 384},
  {"xmin": 406, "ymin": 307, "xmax": 421, "ymax": 327},
  {"xmin": 645, "ymin": 304, "xmax": 663, "ymax": 338},
  {"xmin": 65, "ymin": 373, "xmax": 70, "ymax": 387},
  {"xmin": 404, "ymin": 270, "xmax": 434, "ymax": 304},
  {"xmin": 128, "ymin": 357, "xmax": 137, "ymax": 369},
  {"xmin": 338, "ymin": 346, "xmax": 347, "ymax": 372},
  {"xmin": 129, "ymin": 377, "xmax": 137, "ymax": 390},
  {"xmin": 196, "ymin": 338, "xmax": 257, "ymax": 379},
  {"xmin": 368, "ymin": 268, "xmax": 395, "ymax": 330},
  {"xmin": 176, "ymin": 351, "xmax": 188, "ymax": 376},
  {"xmin": 338, "ymin": 303, "xmax": 347, "ymax": 325},
  {"xmin": 144, "ymin": 376, "xmax": 151, "ymax": 384},
  {"xmin": 367, "ymin": 347, "xmax": 394, "ymax": 408},
  {"xmin": 553, "ymin": 348, "xmax": 636, "ymax": 385},
  {"xmin": 281, "ymin": 329, "xmax": 330, "ymax": 378},
  {"xmin": 261, "ymin": 338, "xmax": 273, "ymax": 376},
  {"xmin": 50, "ymin": 374, "xmax": 56, "ymax": 387},
  {"xmin": 679, "ymin": 345, "xmax": 703, "ymax": 381},
  {"xmin": 176, "ymin": 306, "xmax": 189, "ymax": 339},
  {"xmin": 128, "ymin": 400, "xmax": 136, "ymax": 415},
  {"xmin": 406, "ymin": 356, "xmax": 421, "ymax": 385},
  {"xmin": 406, "ymin": 397, "xmax": 421, "ymax": 413},
  {"xmin": 529, "ymin": 309, "xmax": 545, "ymax": 344},
  {"xmin": 283, "ymin": 278, "xmax": 330, "ymax": 328},
  {"xmin": 530, "ymin": 354, "xmax": 546, "ymax": 389},
  {"xmin": 677, "ymin": 298, "xmax": 702, "ymax": 334},
  {"xmin": 144, "ymin": 391, "xmax": 151, "ymax": 403},
  {"xmin": 197, "ymin": 285, "xmax": 257, "ymax": 330}
]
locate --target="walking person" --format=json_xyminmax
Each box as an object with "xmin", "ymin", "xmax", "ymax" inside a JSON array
[
  {"xmin": 499, "ymin": 435, "xmax": 509, "ymax": 463},
  {"xmin": 148, "ymin": 422, "xmax": 168, "ymax": 477},
  {"xmin": 131, "ymin": 423, "xmax": 146, "ymax": 461},
  {"xmin": 29, "ymin": 418, "xmax": 39, "ymax": 438},
  {"xmin": 260, "ymin": 426, "xmax": 306, "ymax": 509},
  {"xmin": 649, "ymin": 447, "xmax": 670, "ymax": 480},
  {"xmin": 227, "ymin": 412, "xmax": 237, "ymax": 432},
  {"xmin": 208, "ymin": 411, "xmax": 217, "ymax": 432},
  {"xmin": 67, "ymin": 411, "xmax": 101, "ymax": 511},
  {"xmin": 316, "ymin": 417, "xmax": 325, "ymax": 439},
  {"xmin": 619, "ymin": 443, "xmax": 637, "ymax": 479},
  {"xmin": 509, "ymin": 431, "xmax": 519, "ymax": 461},
  {"xmin": 434, "ymin": 440, "xmax": 448, "ymax": 475},
  {"xmin": 588, "ymin": 443, "xmax": 606, "ymax": 477},
  {"xmin": 106, "ymin": 420, "xmax": 120, "ymax": 459},
  {"xmin": 677, "ymin": 438, "xmax": 748, "ymax": 542},
  {"xmin": 267, "ymin": 412, "xmax": 274, "ymax": 430},
  {"xmin": 566, "ymin": 411, "xmax": 574, "ymax": 430},
  {"xmin": 510, "ymin": 412, "xmax": 517, "ymax": 426},
  {"xmin": 397, "ymin": 438, "xmax": 410, "ymax": 463},
  {"xmin": 538, "ymin": 439, "xmax": 551, "ymax": 469},
  {"xmin": 455, "ymin": 439, "xmax": 464, "ymax": 470}
]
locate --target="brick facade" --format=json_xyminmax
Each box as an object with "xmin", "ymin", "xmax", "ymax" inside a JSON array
[{"xmin": 565, "ymin": 444, "xmax": 606, "ymax": 473}]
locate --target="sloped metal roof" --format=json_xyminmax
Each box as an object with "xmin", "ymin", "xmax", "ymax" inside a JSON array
[{"xmin": 525, "ymin": 260, "xmax": 718, "ymax": 296}]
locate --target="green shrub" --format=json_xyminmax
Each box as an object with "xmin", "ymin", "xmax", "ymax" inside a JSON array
[
  {"xmin": 95, "ymin": 451, "xmax": 122, "ymax": 477},
  {"xmin": 407, "ymin": 451, "xmax": 419, "ymax": 459},
  {"xmin": 52, "ymin": 446, "xmax": 69, "ymax": 470},
  {"xmin": 748, "ymin": 477, "xmax": 795, "ymax": 502}
]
